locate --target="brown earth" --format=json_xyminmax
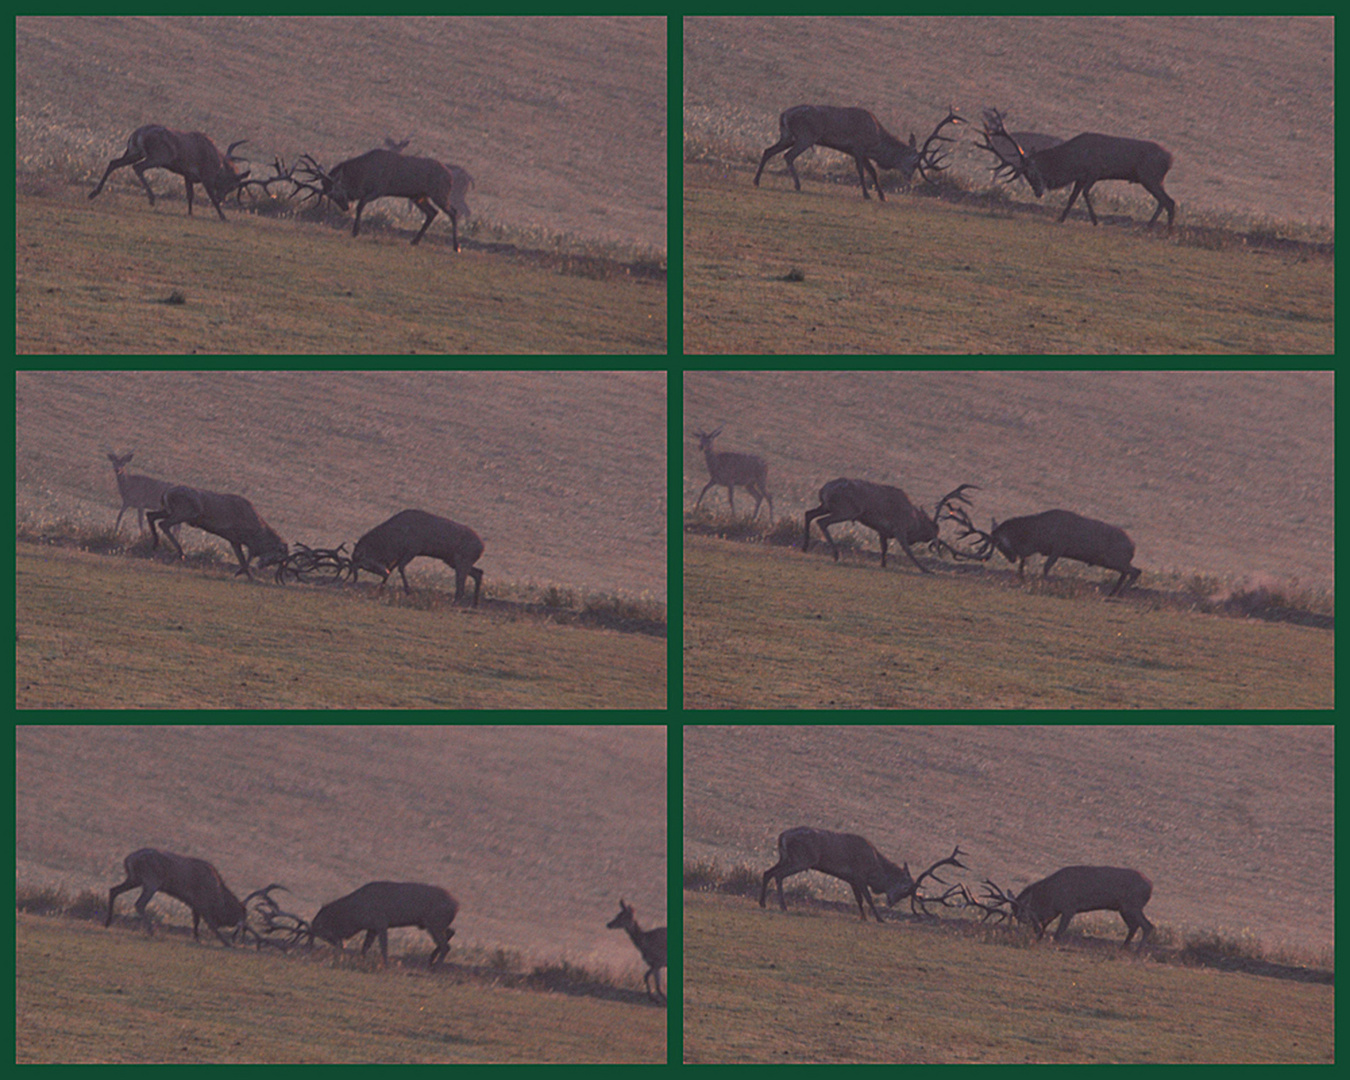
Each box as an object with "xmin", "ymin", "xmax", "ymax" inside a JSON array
[
  {"xmin": 683, "ymin": 725, "xmax": 1334, "ymax": 956},
  {"xmin": 684, "ymin": 16, "xmax": 1333, "ymax": 227},
  {"xmin": 16, "ymin": 725, "xmax": 667, "ymax": 973},
  {"xmin": 17, "ymin": 370, "xmax": 666, "ymax": 599},
  {"xmin": 17, "ymin": 16, "xmax": 667, "ymax": 252},
  {"xmin": 683, "ymin": 370, "xmax": 1334, "ymax": 590}
]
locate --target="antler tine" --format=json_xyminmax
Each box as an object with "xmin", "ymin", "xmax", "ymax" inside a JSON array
[{"xmin": 915, "ymin": 107, "xmax": 966, "ymax": 183}]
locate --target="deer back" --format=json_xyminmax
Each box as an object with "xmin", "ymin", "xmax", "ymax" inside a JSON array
[{"xmin": 1031, "ymin": 133, "xmax": 1173, "ymax": 191}]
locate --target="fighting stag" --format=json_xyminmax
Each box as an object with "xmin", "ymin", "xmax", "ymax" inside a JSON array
[
  {"xmin": 968, "ymin": 867, "xmax": 1155, "ymax": 949},
  {"xmin": 294, "ymin": 149, "xmax": 460, "ymax": 250},
  {"xmin": 946, "ymin": 504, "xmax": 1141, "ymax": 597},
  {"xmin": 308, "ymin": 882, "xmax": 460, "ymax": 969},
  {"xmin": 147, "ymin": 486, "xmax": 288, "ymax": 579},
  {"xmin": 693, "ymin": 427, "xmax": 773, "ymax": 522},
  {"xmin": 803, "ymin": 480, "xmax": 978, "ymax": 573},
  {"xmin": 348, "ymin": 509, "xmax": 484, "ymax": 606},
  {"xmin": 606, "ymin": 899, "xmax": 667, "ymax": 1003},
  {"xmin": 760, "ymin": 827, "xmax": 967, "ymax": 923},
  {"xmin": 979, "ymin": 109, "xmax": 1175, "ymax": 233},
  {"xmin": 754, "ymin": 105, "xmax": 964, "ymax": 199},
  {"xmin": 106, "ymin": 847, "xmax": 274, "ymax": 946},
  {"xmin": 89, "ymin": 125, "xmax": 250, "ymax": 220}
]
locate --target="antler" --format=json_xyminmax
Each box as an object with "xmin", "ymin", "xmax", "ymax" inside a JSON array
[
  {"xmin": 290, "ymin": 154, "xmax": 335, "ymax": 207},
  {"xmin": 961, "ymin": 878, "xmax": 1018, "ymax": 923},
  {"xmin": 275, "ymin": 542, "xmax": 351, "ymax": 585},
  {"xmin": 240, "ymin": 884, "xmax": 312, "ymax": 950},
  {"xmin": 976, "ymin": 108, "xmax": 1028, "ymax": 183},
  {"xmin": 907, "ymin": 845, "xmax": 970, "ymax": 915},
  {"xmin": 235, "ymin": 157, "xmax": 299, "ymax": 203},
  {"xmin": 927, "ymin": 484, "xmax": 980, "ymax": 559},
  {"xmin": 941, "ymin": 504, "xmax": 996, "ymax": 561},
  {"xmin": 915, "ymin": 106, "xmax": 965, "ymax": 182},
  {"xmin": 384, "ymin": 135, "xmax": 413, "ymax": 153}
]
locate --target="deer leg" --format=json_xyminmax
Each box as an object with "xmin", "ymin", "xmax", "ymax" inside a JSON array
[
  {"xmin": 229, "ymin": 542, "xmax": 253, "ymax": 578},
  {"xmin": 466, "ymin": 566, "xmax": 483, "ymax": 608},
  {"xmin": 1041, "ymin": 554, "xmax": 1060, "ymax": 579},
  {"xmin": 1144, "ymin": 182, "xmax": 1176, "ymax": 232},
  {"xmin": 782, "ymin": 144, "xmax": 812, "ymax": 191},
  {"xmin": 410, "ymin": 196, "xmax": 438, "ymax": 246},
  {"xmin": 360, "ymin": 929, "xmax": 378, "ymax": 956},
  {"xmin": 1080, "ymin": 184, "xmax": 1100, "ymax": 225},
  {"xmin": 131, "ymin": 162, "xmax": 158, "ymax": 206},
  {"xmin": 862, "ymin": 157, "xmax": 886, "ymax": 201},
  {"xmin": 896, "ymin": 540, "xmax": 932, "ymax": 574},
  {"xmin": 1059, "ymin": 182, "xmax": 1085, "ymax": 223},
  {"xmin": 725, "ymin": 485, "xmax": 736, "ymax": 515},
  {"xmin": 877, "ymin": 534, "xmax": 889, "ymax": 568},
  {"xmin": 695, "ymin": 480, "xmax": 718, "ymax": 510},
  {"xmin": 352, "ymin": 198, "xmax": 369, "ymax": 237},
  {"xmin": 106, "ymin": 879, "xmax": 137, "ymax": 926},
  {"xmin": 134, "ymin": 886, "xmax": 158, "ymax": 934},
  {"xmin": 147, "ymin": 510, "xmax": 186, "ymax": 559},
  {"xmin": 89, "ymin": 150, "xmax": 144, "ymax": 199},
  {"xmin": 802, "ymin": 505, "xmax": 830, "ymax": 552},
  {"xmin": 397, "ymin": 560, "xmax": 414, "ymax": 595},
  {"xmin": 753, "ymin": 136, "xmax": 795, "ymax": 187},
  {"xmin": 1051, "ymin": 911, "xmax": 1074, "ymax": 941}
]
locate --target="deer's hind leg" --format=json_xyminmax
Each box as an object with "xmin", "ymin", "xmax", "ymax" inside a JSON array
[
  {"xmin": 132, "ymin": 162, "xmax": 159, "ymax": 206},
  {"xmin": 753, "ymin": 136, "xmax": 796, "ymax": 187}
]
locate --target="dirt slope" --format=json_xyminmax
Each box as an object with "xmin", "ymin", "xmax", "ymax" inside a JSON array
[
  {"xmin": 16, "ymin": 726, "xmax": 667, "ymax": 972},
  {"xmin": 684, "ymin": 370, "xmax": 1334, "ymax": 589},
  {"xmin": 17, "ymin": 370, "xmax": 666, "ymax": 598},
  {"xmin": 684, "ymin": 16, "xmax": 1333, "ymax": 226},
  {"xmin": 17, "ymin": 16, "xmax": 666, "ymax": 251},
  {"xmin": 684, "ymin": 725, "xmax": 1333, "ymax": 955}
]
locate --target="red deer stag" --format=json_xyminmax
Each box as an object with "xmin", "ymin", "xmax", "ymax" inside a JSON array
[
  {"xmin": 89, "ymin": 125, "xmax": 250, "ymax": 220},
  {"xmin": 754, "ymin": 106, "xmax": 964, "ymax": 200},
  {"xmin": 947, "ymin": 504, "xmax": 1141, "ymax": 597},
  {"xmin": 973, "ymin": 866, "xmax": 1154, "ymax": 949},
  {"xmin": 693, "ymin": 427, "xmax": 773, "ymax": 522},
  {"xmin": 760, "ymin": 827, "xmax": 967, "ymax": 923},
  {"xmin": 803, "ymin": 480, "xmax": 978, "ymax": 573},
  {"xmin": 295, "ymin": 149, "xmax": 460, "ymax": 250},
  {"xmin": 146, "ymin": 486, "xmax": 288, "ymax": 579},
  {"xmin": 107, "ymin": 452, "xmax": 177, "ymax": 538},
  {"xmin": 607, "ymin": 899, "xmax": 667, "ymax": 1003},
  {"xmin": 106, "ymin": 847, "xmax": 272, "ymax": 946},
  {"xmin": 308, "ymin": 882, "xmax": 459, "ymax": 969},
  {"xmin": 980, "ymin": 109, "xmax": 1175, "ymax": 233},
  {"xmin": 384, "ymin": 136, "xmax": 475, "ymax": 223},
  {"xmin": 347, "ymin": 509, "xmax": 484, "ymax": 606}
]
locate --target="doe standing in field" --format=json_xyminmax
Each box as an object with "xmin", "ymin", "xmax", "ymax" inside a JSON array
[
  {"xmin": 347, "ymin": 508, "xmax": 485, "ymax": 606},
  {"xmin": 693, "ymin": 427, "xmax": 773, "ymax": 521},
  {"xmin": 89, "ymin": 125, "xmax": 250, "ymax": 220},
  {"xmin": 606, "ymin": 898, "xmax": 667, "ymax": 1003},
  {"xmin": 106, "ymin": 451, "xmax": 177, "ymax": 538}
]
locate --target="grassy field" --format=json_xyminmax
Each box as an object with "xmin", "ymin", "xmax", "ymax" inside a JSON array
[
  {"xmin": 16, "ymin": 723, "xmax": 667, "ymax": 1059},
  {"xmin": 17, "ymin": 189, "xmax": 664, "ymax": 354},
  {"xmin": 18, "ymin": 914, "xmax": 667, "ymax": 1063},
  {"xmin": 682, "ymin": 892, "xmax": 1331, "ymax": 1064},
  {"xmin": 683, "ymin": 165, "xmax": 1332, "ymax": 354},
  {"xmin": 16, "ymin": 16, "xmax": 666, "ymax": 354},
  {"xmin": 16, "ymin": 543, "xmax": 664, "ymax": 708},
  {"xmin": 682, "ymin": 535, "xmax": 1332, "ymax": 709},
  {"xmin": 683, "ymin": 16, "xmax": 1333, "ymax": 354}
]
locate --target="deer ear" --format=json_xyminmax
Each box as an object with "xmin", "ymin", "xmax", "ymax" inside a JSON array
[{"xmin": 908, "ymin": 133, "xmax": 916, "ymax": 147}]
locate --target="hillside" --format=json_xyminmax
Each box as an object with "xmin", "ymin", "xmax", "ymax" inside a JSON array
[
  {"xmin": 684, "ymin": 370, "xmax": 1333, "ymax": 590},
  {"xmin": 18, "ymin": 370, "xmax": 666, "ymax": 599},
  {"xmin": 18, "ymin": 16, "xmax": 666, "ymax": 252},
  {"xmin": 683, "ymin": 725, "xmax": 1334, "ymax": 956},
  {"xmin": 17, "ymin": 726, "xmax": 667, "ymax": 969},
  {"xmin": 684, "ymin": 16, "xmax": 1332, "ymax": 226}
]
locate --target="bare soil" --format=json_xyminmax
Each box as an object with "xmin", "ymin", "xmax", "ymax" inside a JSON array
[
  {"xmin": 684, "ymin": 16, "xmax": 1333, "ymax": 227},
  {"xmin": 16, "ymin": 725, "xmax": 667, "ymax": 973},
  {"xmin": 18, "ymin": 16, "xmax": 667, "ymax": 252},
  {"xmin": 17, "ymin": 370, "xmax": 666, "ymax": 599},
  {"xmin": 684, "ymin": 370, "xmax": 1334, "ymax": 590},
  {"xmin": 684, "ymin": 725, "xmax": 1334, "ymax": 956}
]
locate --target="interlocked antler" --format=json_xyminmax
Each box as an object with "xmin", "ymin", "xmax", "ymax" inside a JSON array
[
  {"xmin": 915, "ymin": 107, "xmax": 965, "ymax": 182},
  {"xmin": 240, "ymin": 884, "xmax": 312, "ymax": 951},
  {"xmin": 275, "ymin": 542, "xmax": 351, "ymax": 585},
  {"xmin": 290, "ymin": 154, "xmax": 335, "ymax": 208},
  {"xmin": 907, "ymin": 844, "xmax": 970, "ymax": 915},
  {"xmin": 940, "ymin": 504, "xmax": 996, "ymax": 561},
  {"xmin": 235, "ymin": 157, "xmax": 300, "ymax": 204},
  {"xmin": 927, "ymin": 484, "xmax": 981, "ymax": 559},
  {"xmin": 975, "ymin": 108, "xmax": 1028, "ymax": 184},
  {"xmin": 960, "ymin": 878, "xmax": 1018, "ymax": 923}
]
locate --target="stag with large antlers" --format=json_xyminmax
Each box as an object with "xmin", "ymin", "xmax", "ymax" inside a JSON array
[
  {"xmin": 979, "ymin": 108, "xmax": 1175, "ymax": 233},
  {"xmin": 89, "ymin": 126, "xmax": 250, "ymax": 220},
  {"xmin": 971, "ymin": 867, "xmax": 1154, "ymax": 949},
  {"xmin": 293, "ymin": 149, "xmax": 460, "ymax": 250},
  {"xmin": 803, "ymin": 480, "xmax": 978, "ymax": 573},
  {"xmin": 754, "ymin": 106, "xmax": 963, "ymax": 200},
  {"xmin": 946, "ymin": 503, "xmax": 1141, "ymax": 597}
]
